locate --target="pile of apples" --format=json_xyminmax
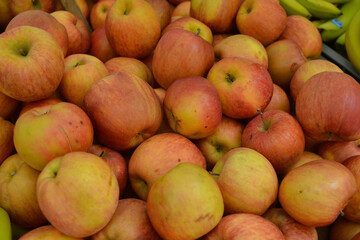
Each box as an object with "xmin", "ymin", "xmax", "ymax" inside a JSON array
[{"xmin": 1, "ymin": 0, "xmax": 360, "ymax": 239}]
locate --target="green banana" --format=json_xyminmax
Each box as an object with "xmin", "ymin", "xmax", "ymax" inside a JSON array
[
  {"xmin": 311, "ymin": 19, "xmax": 328, "ymax": 27},
  {"xmin": 0, "ymin": 207, "xmax": 11, "ymax": 240},
  {"xmin": 323, "ymin": 0, "xmax": 352, "ymax": 3},
  {"xmin": 345, "ymin": 9, "xmax": 360, "ymax": 74},
  {"xmin": 280, "ymin": 0, "xmax": 312, "ymax": 18},
  {"xmin": 335, "ymin": 32, "xmax": 346, "ymax": 50},
  {"xmin": 296, "ymin": 0, "xmax": 342, "ymax": 19},
  {"xmin": 318, "ymin": 0, "xmax": 360, "ymax": 42}
]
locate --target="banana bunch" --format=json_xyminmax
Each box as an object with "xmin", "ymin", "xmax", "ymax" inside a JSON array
[
  {"xmin": 345, "ymin": 9, "xmax": 360, "ymax": 74},
  {"xmin": 0, "ymin": 207, "xmax": 11, "ymax": 240}
]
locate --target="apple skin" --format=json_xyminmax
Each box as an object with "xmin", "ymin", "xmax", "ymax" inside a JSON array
[
  {"xmin": 83, "ymin": 71, "xmax": 162, "ymax": 151},
  {"xmin": 19, "ymin": 225, "xmax": 84, "ymax": 240},
  {"xmin": 279, "ymin": 159, "xmax": 357, "ymax": 227},
  {"xmin": 51, "ymin": 10, "xmax": 91, "ymax": 55},
  {"xmin": 60, "ymin": 54, "xmax": 109, "ymax": 106},
  {"xmin": 75, "ymin": 0, "xmax": 89, "ymax": 19},
  {"xmin": 0, "ymin": 154, "xmax": 47, "ymax": 229},
  {"xmin": 242, "ymin": 110, "xmax": 305, "ymax": 176},
  {"xmin": 286, "ymin": 151, "xmax": 323, "ymax": 174},
  {"xmin": 204, "ymin": 213, "xmax": 285, "ymax": 240},
  {"xmin": 90, "ymin": 0, "xmax": 115, "ymax": 30},
  {"xmin": 105, "ymin": 0, "xmax": 161, "ymax": 59},
  {"xmin": 6, "ymin": 10, "xmax": 68, "ymax": 57},
  {"xmin": 317, "ymin": 140, "xmax": 360, "ymax": 163},
  {"xmin": 212, "ymin": 147, "xmax": 278, "ymax": 215},
  {"xmin": 196, "ymin": 115, "xmax": 244, "ymax": 169},
  {"xmin": 19, "ymin": 98, "xmax": 62, "ymax": 116},
  {"xmin": 164, "ymin": 76, "xmax": 223, "ymax": 139},
  {"xmin": 207, "ymin": 57, "xmax": 273, "ymax": 119},
  {"xmin": 190, "ymin": 0, "xmax": 242, "ymax": 33},
  {"xmin": 0, "ymin": 117, "xmax": 14, "ymax": 164},
  {"xmin": 14, "ymin": 101, "xmax": 94, "ymax": 171},
  {"xmin": 279, "ymin": 15, "xmax": 322, "ymax": 60},
  {"xmin": 152, "ymin": 28, "xmax": 215, "ymax": 89},
  {"xmin": 263, "ymin": 84, "xmax": 290, "ymax": 113},
  {"xmin": 91, "ymin": 198, "xmax": 161, "ymax": 240},
  {"xmin": 0, "ymin": 0, "xmax": 13, "ymax": 31},
  {"xmin": 171, "ymin": 1, "xmax": 190, "ymax": 21},
  {"xmin": 104, "ymin": 57, "xmax": 154, "ymax": 86},
  {"xmin": 9, "ymin": 0, "xmax": 55, "ymax": 16},
  {"xmin": 0, "ymin": 92, "xmax": 19, "ymax": 120},
  {"xmin": 0, "ymin": 26, "xmax": 64, "ymax": 102},
  {"xmin": 87, "ymin": 144, "xmax": 127, "ymax": 197},
  {"xmin": 37, "ymin": 152, "xmax": 119, "ymax": 238},
  {"xmin": 329, "ymin": 217, "xmax": 360, "ymax": 240},
  {"xmin": 214, "ymin": 34, "xmax": 268, "ymax": 68},
  {"xmin": 266, "ymin": 39, "xmax": 307, "ymax": 90},
  {"xmin": 263, "ymin": 208, "xmax": 318, "ymax": 240},
  {"xmin": 147, "ymin": 0, "xmax": 173, "ymax": 30},
  {"xmin": 212, "ymin": 33, "xmax": 231, "ymax": 47},
  {"xmin": 343, "ymin": 156, "xmax": 360, "ymax": 223},
  {"xmin": 153, "ymin": 88, "xmax": 174, "ymax": 134},
  {"xmin": 296, "ymin": 72, "xmax": 360, "ymax": 141},
  {"xmin": 147, "ymin": 162, "xmax": 224, "ymax": 240},
  {"xmin": 236, "ymin": 0, "xmax": 287, "ymax": 46},
  {"xmin": 129, "ymin": 132, "xmax": 206, "ymax": 200},
  {"xmin": 89, "ymin": 25, "xmax": 117, "ymax": 63}
]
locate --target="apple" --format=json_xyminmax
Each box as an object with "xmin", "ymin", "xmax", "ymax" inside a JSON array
[
  {"xmin": 19, "ymin": 225, "xmax": 84, "ymax": 240},
  {"xmin": 196, "ymin": 116, "xmax": 244, "ymax": 169},
  {"xmin": 171, "ymin": 0, "xmax": 190, "ymax": 21},
  {"xmin": 304, "ymin": 133, "xmax": 323, "ymax": 152},
  {"xmin": 242, "ymin": 110, "xmax": 305, "ymax": 176},
  {"xmin": 214, "ymin": 34, "xmax": 268, "ymax": 68},
  {"xmin": 0, "ymin": 0, "xmax": 13, "ymax": 31},
  {"xmin": 329, "ymin": 217, "xmax": 360, "ymax": 240},
  {"xmin": 0, "ymin": 154, "xmax": 47, "ymax": 228},
  {"xmin": 212, "ymin": 147, "xmax": 278, "ymax": 215},
  {"xmin": 129, "ymin": 132, "xmax": 206, "ymax": 200},
  {"xmin": 279, "ymin": 159, "xmax": 357, "ymax": 227},
  {"xmin": 89, "ymin": 0, "xmax": 115, "ymax": 30},
  {"xmin": 91, "ymin": 198, "xmax": 161, "ymax": 240},
  {"xmin": 236, "ymin": 0, "xmax": 287, "ymax": 46},
  {"xmin": 105, "ymin": 0, "xmax": 161, "ymax": 59},
  {"xmin": 75, "ymin": 0, "xmax": 89, "ymax": 19},
  {"xmin": 263, "ymin": 208, "xmax": 318, "ymax": 239},
  {"xmin": 0, "ymin": 117, "xmax": 14, "ymax": 164},
  {"xmin": 296, "ymin": 72, "xmax": 360, "ymax": 141},
  {"xmin": 263, "ymin": 84, "xmax": 290, "ymax": 113},
  {"xmin": 286, "ymin": 151, "xmax": 323, "ymax": 173},
  {"xmin": 207, "ymin": 57, "xmax": 273, "ymax": 119},
  {"xmin": 279, "ymin": 15, "xmax": 322, "ymax": 60},
  {"xmin": 60, "ymin": 54, "xmax": 109, "ymax": 107},
  {"xmin": 290, "ymin": 59, "xmax": 343, "ymax": 101},
  {"xmin": 89, "ymin": 25, "xmax": 117, "ymax": 63},
  {"xmin": 19, "ymin": 98, "xmax": 62, "ymax": 116},
  {"xmin": 353, "ymin": 232, "xmax": 360, "ymax": 240},
  {"xmin": 147, "ymin": 0, "xmax": 173, "ymax": 30},
  {"xmin": 266, "ymin": 39, "xmax": 307, "ymax": 90},
  {"xmin": 0, "ymin": 26, "xmax": 64, "ymax": 102},
  {"xmin": 87, "ymin": 144, "xmax": 127, "ymax": 197},
  {"xmin": 153, "ymin": 88, "xmax": 173, "ymax": 134},
  {"xmin": 161, "ymin": 16, "xmax": 213, "ymax": 44},
  {"xmin": 5, "ymin": 10, "xmax": 68, "ymax": 57},
  {"xmin": 152, "ymin": 28, "xmax": 214, "ymax": 89},
  {"xmin": 14, "ymin": 101, "xmax": 94, "ymax": 171},
  {"xmin": 51, "ymin": 10, "xmax": 91, "ymax": 55},
  {"xmin": 204, "ymin": 213, "xmax": 285, "ymax": 240},
  {"xmin": 190, "ymin": 0, "xmax": 242, "ymax": 33},
  {"xmin": 0, "ymin": 92, "xmax": 19, "ymax": 120},
  {"xmin": 317, "ymin": 140, "xmax": 360, "ymax": 163},
  {"xmin": 212, "ymin": 33, "xmax": 231, "ymax": 47},
  {"xmin": 104, "ymin": 57, "xmax": 154, "ymax": 86},
  {"xmin": 147, "ymin": 162, "xmax": 224, "ymax": 240},
  {"xmin": 164, "ymin": 76, "xmax": 222, "ymax": 139},
  {"xmin": 343, "ymin": 155, "xmax": 360, "ymax": 223},
  {"xmin": 83, "ymin": 71, "xmax": 162, "ymax": 150},
  {"xmin": 9, "ymin": 0, "xmax": 55, "ymax": 16}
]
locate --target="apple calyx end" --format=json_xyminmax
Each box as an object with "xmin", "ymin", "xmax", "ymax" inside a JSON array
[
  {"xmin": 10, "ymin": 170, "xmax": 17, "ymax": 177},
  {"xmin": 196, "ymin": 28, "xmax": 200, "ymax": 37},
  {"xmin": 225, "ymin": 73, "xmax": 235, "ymax": 84}
]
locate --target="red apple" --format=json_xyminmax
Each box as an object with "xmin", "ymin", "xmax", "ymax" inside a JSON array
[
  {"xmin": 0, "ymin": 117, "xmax": 14, "ymax": 164},
  {"xmin": 317, "ymin": 140, "xmax": 360, "ymax": 163},
  {"xmin": 89, "ymin": 0, "xmax": 115, "ymax": 30},
  {"xmin": 19, "ymin": 98, "xmax": 62, "ymax": 116},
  {"xmin": 89, "ymin": 25, "xmax": 117, "ymax": 63},
  {"xmin": 153, "ymin": 88, "xmax": 173, "ymax": 134},
  {"xmin": 263, "ymin": 84, "xmax": 290, "ymax": 113},
  {"xmin": 343, "ymin": 155, "xmax": 360, "ymax": 223},
  {"xmin": 9, "ymin": 0, "xmax": 55, "ymax": 16},
  {"xmin": 212, "ymin": 33, "xmax": 231, "ymax": 47},
  {"xmin": 286, "ymin": 151, "xmax": 323, "ymax": 173},
  {"xmin": 0, "ymin": 92, "xmax": 19, "ymax": 120},
  {"xmin": 19, "ymin": 225, "xmax": 84, "ymax": 240},
  {"xmin": 171, "ymin": 0, "xmax": 190, "ymax": 21},
  {"xmin": 304, "ymin": 133, "xmax": 323, "ymax": 152},
  {"xmin": 296, "ymin": 72, "xmax": 360, "ymax": 141},
  {"xmin": 329, "ymin": 217, "xmax": 360, "ymax": 240},
  {"xmin": 147, "ymin": 0, "xmax": 173, "ymax": 30},
  {"xmin": 75, "ymin": 0, "xmax": 89, "ymax": 19}
]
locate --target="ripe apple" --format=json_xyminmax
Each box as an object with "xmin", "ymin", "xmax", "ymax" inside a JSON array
[
  {"xmin": 9, "ymin": 0, "xmax": 55, "ymax": 16},
  {"xmin": 0, "ymin": 26, "xmax": 64, "ymax": 102},
  {"xmin": 171, "ymin": 0, "xmax": 190, "ymax": 21},
  {"xmin": 6, "ymin": 10, "xmax": 69, "ymax": 57},
  {"xmin": 89, "ymin": 25, "xmax": 117, "ymax": 63},
  {"xmin": 279, "ymin": 159, "xmax": 357, "ymax": 227},
  {"xmin": 0, "ymin": 117, "xmax": 14, "ymax": 164},
  {"xmin": 343, "ymin": 155, "xmax": 360, "ymax": 223},
  {"xmin": 89, "ymin": 0, "xmax": 115, "ymax": 30},
  {"xmin": 91, "ymin": 198, "xmax": 161, "ymax": 240},
  {"xmin": 196, "ymin": 116, "xmax": 244, "ymax": 169},
  {"xmin": 51, "ymin": 10, "xmax": 91, "ymax": 55},
  {"xmin": 147, "ymin": 0, "xmax": 173, "ymax": 30},
  {"xmin": 329, "ymin": 217, "xmax": 360, "ymax": 240},
  {"xmin": 236, "ymin": 0, "xmax": 287, "ymax": 46},
  {"xmin": 242, "ymin": 110, "xmax": 305, "ymax": 176},
  {"xmin": 204, "ymin": 213, "xmax": 285, "ymax": 240},
  {"xmin": 263, "ymin": 208, "xmax": 318, "ymax": 239},
  {"xmin": 212, "ymin": 33, "xmax": 231, "ymax": 47},
  {"xmin": 0, "ymin": 154, "xmax": 47, "ymax": 228},
  {"xmin": 19, "ymin": 225, "xmax": 84, "ymax": 240},
  {"xmin": 0, "ymin": 92, "xmax": 19, "ymax": 120},
  {"xmin": 129, "ymin": 132, "xmax": 206, "ymax": 200},
  {"xmin": 14, "ymin": 101, "xmax": 94, "ymax": 171},
  {"xmin": 19, "ymin": 98, "xmax": 62, "ymax": 116},
  {"xmin": 83, "ymin": 71, "xmax": 162, "ymax": 150},
  {"xmin": 263, "ymin": 84, "xmax": 290, "ymax": 113},
  {"xmin": 207, "ymin": 57, "xmax": 273, "ymax": 119},
  {"xmin": 317, "ymin": 140, "xmax": 360, "ymax": 163},
  {"xmin": 212, "ymin": 147, "xmax": 278, "ymax": 215},
  {"xmin": 105, "ymin": 0, "xmax": 161, "ymax": 59},
  {"xmin": 60, "ymin": 54, "xmax": 109, "ymax": 106},
  {"xmin": 214, "ymin": 34, "xmax": 268, "ymax": 68},
  {"xmin": 266, "ymin": 39, "xmax": 307, "ymax": 90},
  {"xmin": 304, "ymin": 133, "xmax": 323, "ymax": 152},
  {"xmin": 152, "ymin": 28, "xmax": 214, "ymax": 89},
  {"xmin": 153, "ymin": 88, "xmax": 174, "ymax": 134},
  {"xmin": 75, "ymin": 0, "xmax": 89, "ymax": 19},
  {"xmin": 37, "ymin": 152, "xmax": 119, "ymax": 238},
  {"xmin": 286, "ymin": 151, "xmax": 323, "ymax": 173},
  {"xmin": 279, "ymin": 15, "xmax": 322, "ymax": 60},
  {"xmin": 87, "ymin": 144, "xmax": 127, "ymax": 197},
  {"xmin": 164, "ymin": 76, "xmax": 222, "ymax": 139},
  {"xmin": 296, "ymin": 72, "xmax": 360, "ymax": 141},
  {"xmin": 147, "ymin": 162, "xmax": 224, "ymax": 240}
]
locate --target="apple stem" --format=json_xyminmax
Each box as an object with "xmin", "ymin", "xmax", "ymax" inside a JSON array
[
  {"xmin": 328, "ymin": 132, "xmax": 333, "ymax": 141},
  {"xmin": 209, "ymin": 171, "xmax": 220, "ymax": 176},
  {"xmin": 18, "ymin": 48, "xmax": 27, "ymax": 56},
  {"xmin": 257, "ymin": 109, "xmax": 268, "ymax": 131},
  {"xmin": 196, "ymin": 28, "xmax": 200, "ymax": 37},
  {"xmin": 340, "ymin": 210, "xmax": 345, "ymax": 217},
  {"xmin": 99, "ymin": 151, "xmax": 105, "ymax": 157},
  {"xmin": 10, "ymin": 170, "xmax": 16, "ymax": 176}
]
